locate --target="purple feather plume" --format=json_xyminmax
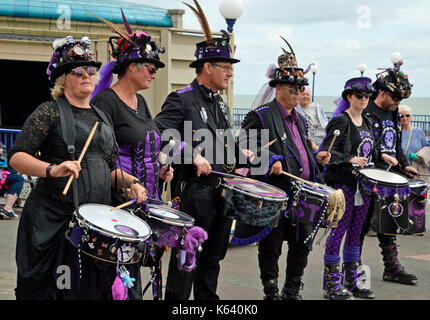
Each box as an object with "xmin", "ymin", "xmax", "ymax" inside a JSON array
[
  {"xmin": 121, "ymin": 9, "xmax": 133, "ymax": 36},
  {"xmin": 91, "ymin": 60, "xmax": 116, "ymax": 100}
]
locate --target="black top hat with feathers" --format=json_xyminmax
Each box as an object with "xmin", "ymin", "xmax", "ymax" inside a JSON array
[{"xmin": 184, "ymin": 0, "xmax": 240, "ymax": 68}]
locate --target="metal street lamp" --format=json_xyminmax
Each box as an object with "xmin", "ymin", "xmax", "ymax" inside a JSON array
[
  {"xmin": 358, "ymin": 63, "xmax": 367, "ymax": 77},
  {"xmin": 310, "ymin": 64, "xmax": 318, "ymax": 103},
  {"xmin": 219, "ymin": 0, "xmax": 243, "ymax": 33}
]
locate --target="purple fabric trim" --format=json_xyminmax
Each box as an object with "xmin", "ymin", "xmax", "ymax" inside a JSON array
[
  {"xmin": 177, "ymin": 85, "xmax": 193, "ymax": 94},
  {"xmin": 324, "ymin": 253, "xmax": 340, "ymax": 265},
  {"xmin": 360, "ymin": 181, "xmax": 410, "ymax": 197},
  {"xmin": 230, "ymin": 212, "xmax": 286, "ymax": 246},
  {"xmin": 195, "ymin": 47, "xmax": 231, "ymax": 59},
  {"xmin": 343, "ymin": 244, "xmax": 360, "ymax": 264},
  {"xmin": 251, "ymin": 109, "xmax": 266, "ymax": 129},
  {"xmin": 264, "ymin": 154, "xmax": 283, "ymax": 178},
  {"xmin": 230, "ymin": 226, "xmax": 273, "ymax": 246},
  {"xmin": 117, "ymin": 145, "xmax": 133, "ymax": 174},
  {"xmin": 144, "ymin": 132, "xmax": 156, "ymax": 199}
]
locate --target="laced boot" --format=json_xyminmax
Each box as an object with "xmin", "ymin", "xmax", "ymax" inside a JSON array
[
  {"xmin": 281, "ymin": 275, "xmax": 304, "ymax": 300},
  {"xmin": 262, "ymin": 279, "xmax": 281, "ymax": 300},
  {"xmin": 380, "ymin": 244, "xmax": 417, "ymax": 285},
  {"xmin": 323, "ymin": 264, "xmax": 353, "ymax": 300},
  {"xmin": 343, "ymin": 261, "xmax": 375, "ymax": 299}
]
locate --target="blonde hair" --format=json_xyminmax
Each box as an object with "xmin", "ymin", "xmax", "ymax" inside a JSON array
[
  {"xmin": 49, "ymin": 69, "xmax": 100, "ymax": 99},
  {"xmin": 399, "ymin": 105, "xmax": 411, "ymax": 114},
  {"xmin": 50, "ymin": 75, "xmax": 66, "ymax": 99}
]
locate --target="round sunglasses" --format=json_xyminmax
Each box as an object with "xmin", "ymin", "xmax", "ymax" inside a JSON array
[
  {"xmin": 69, "ymin": 66, "xmax": 97, "ymax": 77},
  {"xmin": 400, "ymin": 114, "xmax": 411, "ymax": 118}
]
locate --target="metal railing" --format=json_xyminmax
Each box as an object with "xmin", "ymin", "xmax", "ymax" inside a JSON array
[
  {"xmin": 0, "ymin": 129, "xmax": 21, "ymax": 152},
  {"xmin": 233, "ymin": 109, "xmax": 430, "ymax": 140}
]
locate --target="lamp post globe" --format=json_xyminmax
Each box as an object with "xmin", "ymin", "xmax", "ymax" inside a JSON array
[
  {"xmin": 219, "ymin": 0, "xmax": 243, "ymax": 33},
  {"xmin": 358, "ymin": 63, "xmax": 367, "ymax": 76},
  {"xmin": 310, "ymin": 64, "xmax": 318, "ymax": 102}
]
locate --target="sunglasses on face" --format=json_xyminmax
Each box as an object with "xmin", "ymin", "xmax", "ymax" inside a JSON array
[
  {"xmin": 354, "ymin": 93, "xmax": 372, "ymax": 99},
  {"xmin": 285, "ymin": 85, "xmax": 305, "ymax": 94},
  {"xmin": 143, "ymin": 64, "xmax": 157, "ymax": 75},
  {"xmin": 386, "ymin": 92, "xmax": 402, "ymax": 102},
  {"xmin": 400, "ymin": 114, "xmax": 411, "ymax": 118},
  {"xmin": 69, "ymin": 66, "xmax": 97, "ymax": 77},
  {"xmin": 210, "ymin": 63, "xmax": 234, "ymax": 73}
]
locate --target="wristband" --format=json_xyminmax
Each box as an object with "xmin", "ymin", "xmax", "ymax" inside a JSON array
[{"xmin": 46, "ymin": 164, "xmax": 56, "ymax": 178}]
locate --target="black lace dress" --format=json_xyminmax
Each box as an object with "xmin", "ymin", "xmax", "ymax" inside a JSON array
[{"xmin": 8, "ymin": 100, "xmax": 142, "ymax": 300}]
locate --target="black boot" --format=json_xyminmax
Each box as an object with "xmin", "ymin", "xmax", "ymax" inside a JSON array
[
  {"xmin": 262, "ymin": 279, "xmax": 281, "ymax": 300},
  {"xmin": 343, "ymin": 261, "xmax": 375, "ymax": 299},
  {"xmin": 380, "ymin": 244, "xmax": 418, "ymax": 285},
  {"xmin": 281, "ymin": 276, "xmax": 304, "ymax": 300},
  {"xmin": 323, "ymin": 264, "xmax": 353, "ymax": 300}
]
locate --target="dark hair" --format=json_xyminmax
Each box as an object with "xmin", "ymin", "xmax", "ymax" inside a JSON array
[{"xmin": 195, "ymin": 63, "xmax": 204, "ymax": 75}]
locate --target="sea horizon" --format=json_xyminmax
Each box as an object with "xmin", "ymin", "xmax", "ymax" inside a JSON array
[{"xmin": 234, "ymin": 94, "xmax": 430, "ymax": 115}]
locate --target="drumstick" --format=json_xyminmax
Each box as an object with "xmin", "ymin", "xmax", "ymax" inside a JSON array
[
  {"xmin": 281, "ymin": 171, "xmax": 318, "ymax": 188},
  {"xmin": 255, "ymin": 139, "xmax": 277, "ymax": 153},
  {"xmin": 62, "ymin": 122, "xmax": 99, "ymax": 195},
  {"xmin": 326, "ymin": 130, "xmax": 340, "ymax": 155},
  {"xmin": 111, "ymin": 198, "xmax": 137, "ymax": 211}
]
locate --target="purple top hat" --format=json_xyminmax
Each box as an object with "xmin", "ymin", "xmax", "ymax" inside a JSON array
[
  {"xmin": 47, "ymin": 36, "xmax": 101, "ymax": 84},
  {"xmin": 373, "ymin": 62, "xmax": 412, "ymax": 100},
  {"xmin": 341, "ymin": 76, "xmax": 374, "ymax": 100},
  {"xmin": 184, "ymin": 0, "xmax": 240, "ymax": 68},
  {"xmin": 269, "ymin": 36, "xmax": 309, "ymax": 87}
]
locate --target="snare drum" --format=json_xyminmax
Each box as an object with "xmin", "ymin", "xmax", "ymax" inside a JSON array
[
  {"xmin": 290, "ymin": 182, "xmax": 345, "ymax": 243},
  {"xmin": 406, "ymin": 178, "xmax": 427, "ymax": 235},
  {"xmin": 357, "ymin": 168, "xmax": 410, "ymax": 235},
  {"xmin": 220, "ymin": 175, "xmax": 288, "ymax": 228},
  {"xmin": 142, "ymin": 203, "xmax": 195, "ymax": 248},
  {"xmin": 69, "ymin": 204, "xmax": 152, "ymax": 264}
]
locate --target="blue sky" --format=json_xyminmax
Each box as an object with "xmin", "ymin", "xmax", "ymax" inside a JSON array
[{"xmin": 134, "ymin": 1, "xmax": 430, "ymax": 97}]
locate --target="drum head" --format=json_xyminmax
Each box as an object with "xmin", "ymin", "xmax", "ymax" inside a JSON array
[
  {"xmin": 146, "ymin": 204, "xmax": 194, "ymax": 227},
  {"xmin": 408, "ymin": 178, "xmax": 427, "ymax": 189},
  {"xmin": 77, "ymin": 204, "xmax": 151, "ymax": 241},
  {"xmin": 359, "ymin": 168, "xmax": 408, "ymax": 186},
  {"xmin": 223, "ymin": 176, "xmax": 287, "ymax": 201}
]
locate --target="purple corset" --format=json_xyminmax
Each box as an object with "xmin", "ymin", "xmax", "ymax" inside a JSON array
[{"xmin": 117, "ymin": 130, "xmax": 161, "ymax": 200}]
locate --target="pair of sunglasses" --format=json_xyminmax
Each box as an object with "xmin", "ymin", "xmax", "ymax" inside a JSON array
[
  {"xmin": 354, "ymin": 93, "xmax": 372, "ymax": 99},
  {"xmin": 386, "ymin": 91, "xmax": 402, "ymax": 102},
  {"xmin": 144, "ymin": 64, "xmax": 157, "ymax": 75},
  {"xmin": 70, "ymin": 66, "xmax": 97, "ymax": 77},
  {"xmin": 286, "ymin": 85, "xmax": 305, "ymax": 94},
  {"xmin": 400, "ymin": 114, "xmax": 411, "ymax": 118}
]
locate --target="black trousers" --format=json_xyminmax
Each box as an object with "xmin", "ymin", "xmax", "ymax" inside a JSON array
[
  {"xmin": 165, "ymin": 182, "xmax": 232, "ymax": 300},
  {"xmin": 258, "ymin": 217, "xmax": 312, "ymax": 282}
]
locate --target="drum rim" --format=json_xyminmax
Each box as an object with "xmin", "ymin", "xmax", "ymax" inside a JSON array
[
  {"xmin": 145, "ymin": 204, "xmax": 195, "ymax": 227},
  {"xmin": 358, "ymin": 168, "xmax": 409, "ymax": 186},
  {"xmin": 407, "ymin": 178, "xmax": 428, "ymax": 188},
  {"xmin": 221, "ymin": 177, "xmax": 288, "ymax": 201},
  {"xmin": 76, "ymin": 203, "xmax": 152, "ymax": 242}
]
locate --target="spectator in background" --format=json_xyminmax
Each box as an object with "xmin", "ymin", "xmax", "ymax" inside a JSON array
[
  {"xmin": 295, "ymin": 87, "xmax": 328, "ymax": 151},
  {"xmin": 0, "ymin": 142, "xmax": 24, "ymax": 219},
  {"xmin": 399, "ymin": 105, "xmax": 430, "ymax": 175}
]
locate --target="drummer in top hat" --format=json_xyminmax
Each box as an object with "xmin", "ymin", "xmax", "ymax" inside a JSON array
[
  {"xmin": 154, "ymin": 0, "xmax": 252, "ymax": 300},
  {"xmin": 359, "ymin": 57, "xmax": 418, "ymax": 285},
  {"xmin": 235, "ymin": 38, "xmax": 330, "ymax": 300},
  {"xmin": 8, "ymin": 35, "xmax": 147, "ymax": 300},
  {"xmin": 318, "ymin": 76, "xmax": 398, "ymax": 300}
]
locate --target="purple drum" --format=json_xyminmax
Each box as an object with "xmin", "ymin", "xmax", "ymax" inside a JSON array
[
  {"xmin": 358, "ymin": 168, "xmax": 411, "ymax": 235},
  {"xmin": 406, "ymin": 178, "xmax": 427, "ymax": 235},
  {"xmin": 69, "ymin": 204, "xmax": 152, "ymax": 264},
  {"xmin": 143, "ymin": 204, "xmax": 195, "ymax": 248}
]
